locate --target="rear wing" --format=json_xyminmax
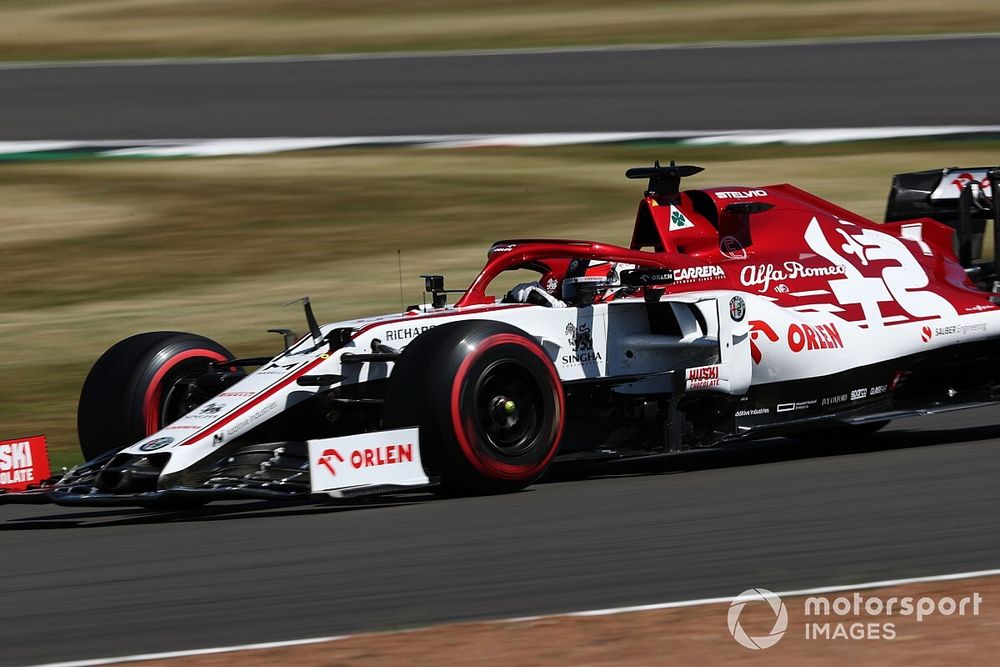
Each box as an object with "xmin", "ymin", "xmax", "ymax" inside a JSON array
[{"xmin": 886, "ymin": 167, "xmax": 1000, "ymax": 274}]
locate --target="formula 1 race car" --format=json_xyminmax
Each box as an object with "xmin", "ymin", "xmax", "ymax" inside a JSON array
[{"xmin": 3, "ymin": 161, "xmax": 999, "ymax": 509}]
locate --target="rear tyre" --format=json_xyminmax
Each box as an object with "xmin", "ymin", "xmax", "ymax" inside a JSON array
[
  {"xmin": 77, "ymin": 331, "xmax": 235, "ymax": 461},
  {"xmin": 383, "ymin": 320, "xmax": 564, "ymax": 495}
]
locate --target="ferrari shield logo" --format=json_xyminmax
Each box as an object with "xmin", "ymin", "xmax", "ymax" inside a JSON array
[{"xmin": 668, "ymin": 206, "xmax": 695, "ymax": 231}]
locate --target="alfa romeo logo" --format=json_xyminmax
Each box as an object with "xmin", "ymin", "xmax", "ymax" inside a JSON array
[
  {"xmin": 139, "ymin": 436, "xmax": 174, "ymax": 452},
  {"xmin": 727, "ymin": 588, "xmax": 788, "ymax": 650},
  {"xmin": 729, "ymin": 295, "xmax": 746, "ymax": 322}
]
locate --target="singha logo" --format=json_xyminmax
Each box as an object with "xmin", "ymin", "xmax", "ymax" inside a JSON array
[
  {"xmin": 562, "ymin": 322, "xmax": 601, "ymax": 366},
  {"xmin": 565, "ymin": 322, "xmax": 594, "ymax": 351}
]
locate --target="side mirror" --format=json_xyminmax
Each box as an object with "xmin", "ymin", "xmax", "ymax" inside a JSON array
[
  {"xmin": 420, "ymin": 274, "xmax": 448, "ymax": 308},
  {"xmin": 422, "ymin": 274, "xmax": 445, "ymax": 293}
]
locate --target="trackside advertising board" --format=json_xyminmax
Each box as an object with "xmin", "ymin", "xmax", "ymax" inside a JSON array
[
  {"xmin": 308, "ymin": 427, "xmax": 428, "ymax": 497},
  {"xmin": 0, "ymin": 436, "xmax": 51, "ymax": 491}
]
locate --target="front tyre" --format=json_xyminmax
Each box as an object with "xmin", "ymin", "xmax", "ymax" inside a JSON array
[
  {"xmin": 77, "ymin": 331, "xmax": 235, "ymax": 461},
  {"xmin": 384, "ymin": 320, "xmax": 564, "ymax": 495}
]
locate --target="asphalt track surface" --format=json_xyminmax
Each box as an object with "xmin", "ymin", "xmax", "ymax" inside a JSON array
[
  {"xmin": 2, "ymin": 36, "xmax": 1000, "ymax": 140},
  {"xmin": 3, "ymin": 408, "xmax": 999, "ymax": 666}
]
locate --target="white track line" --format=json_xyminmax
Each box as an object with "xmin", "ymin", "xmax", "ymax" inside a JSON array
[
  {"xmin": 2, "ymin": 126, "xmax": 1000, "ymax": 158},
  {"xmin": 513, "ymin": 567, "xmax": 1000, "ymax": 620},
  {"xmin": 25, "ymin": 567, "xmax": 1000, "ymax": 667},
  {"xmin": 0, "ymin": 32, "xmax": 998, "ymax": 70},
  {"xmin": 682, "ymin": 126, "xmax": 1000, "ymax": 146},
  {"xmin": 23, "ymin": 637, "xmax": 350, "ymax": 667}
]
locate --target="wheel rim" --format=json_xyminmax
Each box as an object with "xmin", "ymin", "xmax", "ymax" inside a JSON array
[{"xmin": 473, "ymin": 359, "xmax": 544, "ymax": 458}]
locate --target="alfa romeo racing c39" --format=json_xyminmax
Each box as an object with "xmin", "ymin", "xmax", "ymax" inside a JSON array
[{"xmin": 3, "ymin": 161, "xmax": 999, "ymax": 509}]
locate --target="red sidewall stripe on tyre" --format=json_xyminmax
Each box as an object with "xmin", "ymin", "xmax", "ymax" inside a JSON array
[
  {"xmin": 449, "ymin": 333, "xmax": 564, "ymax": 480},
  {"xmin": 142, "ymin": 349, "xmax": 230, "ymax": 435}
]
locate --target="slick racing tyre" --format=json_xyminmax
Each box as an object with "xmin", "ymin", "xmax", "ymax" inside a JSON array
[
  {"xmin": 384, "ymin": 320, "xmax": 564, "ymax": 495},
  {"xmin": 77, "ymin": 331, "xmax": 235, "ymax": 461}
]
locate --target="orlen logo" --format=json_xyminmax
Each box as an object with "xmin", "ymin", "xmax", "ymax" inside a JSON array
[
  {"xmin": 316, "ymin": 444, "xmax": 415, "ymax": 476},
  {"xmin": 749, "ymin": 320, "xmax": 780, "ymax": 364},
  {"xmin": 787, "ymin": 323, "xmax": 844, "ymax": 352},
  {"xmin": 749, "ymin": 321, "xmax": 844, "ymax": 362},
  {"xmin": 317, "ymin": 448, "xmax": 345, "ymax": 475},
  {"xmin": 950, "ymin": 172, "xmax": 992, "ymax": 197}
]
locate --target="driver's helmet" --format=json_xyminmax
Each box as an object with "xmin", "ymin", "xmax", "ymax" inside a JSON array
[
  {"xmin": 561, "ymin": 275, "xmax": 611, "ymax": 305},
  {"xmin": 560, "ymin": 261, "xmax": 637, "ymax": 305},
  {"xmin": 540, "ymin": 260, "xmax": 639, "ymax": 306}
]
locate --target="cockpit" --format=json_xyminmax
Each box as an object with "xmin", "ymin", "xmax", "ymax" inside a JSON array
[
  {"xmin": 495, "ymin": 258, "xmax": 640, "ymax": 308},
  {"xmin": 441, "ymin": 240, "xmax": 677, "ymax": 310}
]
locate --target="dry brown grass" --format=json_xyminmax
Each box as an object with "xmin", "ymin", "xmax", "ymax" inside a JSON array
[{"xmin": 0, "ymin": 0, "xmax": 998, "ymax": 60}]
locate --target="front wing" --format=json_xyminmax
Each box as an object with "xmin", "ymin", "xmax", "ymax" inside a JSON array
[{"xmin": 0, "ymin": 427, "xmax": 432, "ymax": 508}]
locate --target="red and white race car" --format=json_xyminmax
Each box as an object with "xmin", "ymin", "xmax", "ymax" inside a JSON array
[{"xmin": 3, "ymin": 161, "xmax": 999, "ymax": 508}]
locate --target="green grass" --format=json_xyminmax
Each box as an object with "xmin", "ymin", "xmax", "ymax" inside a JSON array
[
  {"xmin": 0, "ymin": 0, "xmax": 998, "ymax": 61},
  {"xmin": 3, "ymin": 139, "xmax": 1000, "ymax": 469}
]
